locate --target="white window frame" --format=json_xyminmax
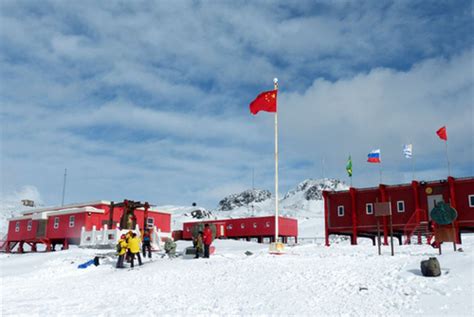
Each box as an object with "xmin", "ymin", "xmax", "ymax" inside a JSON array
[
  {"xmin": 186, "ymin": 227, "xmax": 190, "ymax": 232},
  {"xmin": 337, "ymin": 205, "xmax": 345, "ymax": 217},
  {"xmin": 69, "ymin": 215, "xmax": 75, "ymax": 228},
  {"xmin": 54, "ymin": 217, "xmax": 60, "ymax": 229},
  {"xmin": 227, "ymin": 224, "xmax": 233, "ymax": 230},
  {"xmin": 241, "ymin": 223, "xmax": 245, "ymax": 229},
  {"xmin": 15, "ymin": 221, "xmax": 20, "ymax": 232},
  {"xmin": 397, "ymin": 200, "xmax": 405, "ymax": 213},
  {"xmin": 265, "ymin": 222, "xmax": 270, "ymax": 228},
  {"xmin": 27, "ymin": 220, "xmax": 32, "ymax": 231},
  {"xmin": 366, "ymin": 203, "xmax": 374, "ymax": 215},
  {"xmin": 146, "ymin": 217, "xmax": 154, "ymax": 228},
  {"xmin": 253, "ymin": 223, "xmax": 257, "ymax": 228},
  {"xmin": 469, "ymin": 195, "xmax": 474, "ymax": 208}
]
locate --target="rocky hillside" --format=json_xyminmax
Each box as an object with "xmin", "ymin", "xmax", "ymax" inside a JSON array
[
  {"xmin": 217, "ymin": 189, "xmax": 272, "ymax": 211},
  {"xmin": 283, "ymin": 178, "xmax": 347, "ymax": 201}
]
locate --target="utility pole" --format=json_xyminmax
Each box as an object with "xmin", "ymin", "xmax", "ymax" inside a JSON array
[{"xmin": 61, "ymin": 168, "xmax": 67, "ymax": 206}]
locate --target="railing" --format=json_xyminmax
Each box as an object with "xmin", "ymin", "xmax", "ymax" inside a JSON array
[
  {"xmin": 403, "ymin": 208, "xmax": 429, "ymax": 244},
  {"xmin": 79, "ymin": 224, "xmax": 172, "ymax": 250},
  {"xmin": 0, "ymin": 234, "xmax": 8, "ymax": 252}
]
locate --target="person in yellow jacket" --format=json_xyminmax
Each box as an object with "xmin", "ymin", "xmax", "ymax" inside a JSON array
[
  {"xmin": 125, "ymin": 230, "xmax": 133, "ymax": 262},
  {"xmin": 116, "ymin": 234, "xmax": 128, "ymax": 269},
  {"xmin": 128, "ymin": 232, "xmax": 142, "ymax": 268}
]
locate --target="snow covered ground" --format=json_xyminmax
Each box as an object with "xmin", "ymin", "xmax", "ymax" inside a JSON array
[{"xmin": 1, "ymin": 236, "xmax": 473, "ymax": 316}]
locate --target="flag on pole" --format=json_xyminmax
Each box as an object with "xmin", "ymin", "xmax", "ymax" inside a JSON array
[
  {"xmin": 403, "ymin": 144, "xmax": 413, "ymax": 159},
  {"xmin": 346, "ymin": 155, "xmax": 352, "ymax": 177},
  {"xmin": 436, "ymin": 126, "xmax": 447, "ymax": 141},
  {"xmin": 367, "ymin": 149, "xmax": 381, "ymax": 163},
  {"xmin": 249, "ymin": 90, "xmax": 277, "ymax": 115}
]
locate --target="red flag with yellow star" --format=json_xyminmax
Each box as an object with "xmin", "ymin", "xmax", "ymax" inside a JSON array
[{"xmin": 249, "ymin": 90, "xmax": 277, "ymax": 115}]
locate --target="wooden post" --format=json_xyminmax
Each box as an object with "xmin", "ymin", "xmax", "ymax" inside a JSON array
[
  {"xmin": 389, "ymin": 212, "xmax": 394, "ymax": 256},
  {"xmin": 451, "ymin": 222, "xmax": 457, "ymax": 251},
  {"xmin": 377, "ymin": 218, "xmax": 381, "ymax": 256},
  {"xmin": 109, "ymin": 201, "xmax": 115, "ymax": 228},
  {"xmin": 350, "ymin": 187, "xmax": 358, "ymax": 245}
]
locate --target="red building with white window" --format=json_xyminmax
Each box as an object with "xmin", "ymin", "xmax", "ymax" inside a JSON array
[
  {"xmin": 323, "ymin": 176, "xmax": 474, "ymax": 246},
  {"xmin": 182, "ymin": 216, "xmax": 298, "ymax": 243},
  {"xmin": 4, "ymin": 200, "xmax": 171, "ymax": 253}
]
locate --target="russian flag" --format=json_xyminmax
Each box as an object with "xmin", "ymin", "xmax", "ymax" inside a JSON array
[{"xmin": 367, "ymin": 149, "xmax": 381, "ymax": 163}]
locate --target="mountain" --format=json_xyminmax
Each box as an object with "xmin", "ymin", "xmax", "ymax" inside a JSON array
[
  {"xmin": 158, "ymin": 178, "xmax": 348, "ymax": 237},
  {"xmin": 217, "ymin": 189, "xmax": 272, "ymax": 211}
]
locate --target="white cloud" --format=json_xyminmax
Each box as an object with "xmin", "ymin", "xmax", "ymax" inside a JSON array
[{"xmin": 0, "ymin": 1, "xmax": 472, "ymax": 208}]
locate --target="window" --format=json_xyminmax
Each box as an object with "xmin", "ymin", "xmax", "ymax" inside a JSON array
[
  {"xmin": 469, "ymin": 195, "xmax": 474, "ymax": 208},
  {"xmin": 146, "ymin": 217, "xmax": 154, "ymax": 228},
  {"xmin": 15, "ymin": 221, "xmax": 20, "ymax": 232},
  {"xmin": 69, "ymin": 216, "xmax": 75, "ymax": 228},
  {"xmin": 337, "ymin": 206, "xmax": 344, "ymax": 217},
  {"xmin": 54, "ymin": 217, "xmax": 60, "ymax": 229},
  {"xmin": 366, "ymin": 203, "xmax": 374, "ymax": 215},
  {"xmin": 265, "ymin": 222, "xmax": 270, "ymax": 228},
  {"xmin": 27, "ymin": 220, "xmax": 32, "ymax": 231},
  {"xmin": 253, "ymin": 223, "xmax": 257, "ymax": 228},
  {"xmin": 186, "ymin": 227, "xmax": 190, "ymax": 232},
  {"xmin": 227, "ymin": 224, "xmax": 233, "ymax": 230},
  {"xmin": 241, "ymin": 223, "xmax": 245, "ymax": 229},
  {"xmin": 397, "ymin": 201, "xmax": 405, "ymax": 213}
]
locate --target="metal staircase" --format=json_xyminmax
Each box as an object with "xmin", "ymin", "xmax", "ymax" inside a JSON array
[{"xmin": 403, "ymin": 209, "xmax": 433, "ymax": 244}]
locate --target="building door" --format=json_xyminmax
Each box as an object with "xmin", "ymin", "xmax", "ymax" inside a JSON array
[
  {"xmin": 36, "ymin": 220, "xmax": 47, "ymax": 237},
  {"xmin": 220, "ymin": 224, "xmax": 225, "ymax": 237},
  {"xmin": 427, "ymin": 195, "xmax": 444, "ymax": 219}
]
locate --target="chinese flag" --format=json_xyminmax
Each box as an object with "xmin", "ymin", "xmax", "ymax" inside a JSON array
[
  {"xmin": 249, "ymin": 90, "xmax": 277, "ymax": 115},
  {"xmin": 436, "ymin": 126, "xmax": 447, "ymax": 141}
]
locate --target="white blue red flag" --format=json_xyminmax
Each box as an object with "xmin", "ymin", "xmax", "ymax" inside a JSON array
[
  {"xmin": 367, "ymin": 149, "xmax": 381, "ymax": 163},
  {"xmin": 403, "ymin": 144, "xmax": 413, "ymax": 159}
]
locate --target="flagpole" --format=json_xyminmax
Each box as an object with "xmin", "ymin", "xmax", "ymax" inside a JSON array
[
  {"xmin": 273, "ymin": 78, "xmax": 279, "ymax": 243},
  {"xmin": 379, "ymin": 163, "xmax": 382, "ymax": 184},
  {"xmin": 445, "ymin": 140, "xmax": 451, "ymax": 176}
]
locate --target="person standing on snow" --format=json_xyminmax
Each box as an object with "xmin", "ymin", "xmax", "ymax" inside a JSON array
[
  {"xmin": 116, "ymin": 234, "xmax": 128, "ymax": 269},
  {"xmin": 142, "ymin": 229, "xmax": 152, "ymax": 259},
  {"xmin": 202, "ymin": 224, "xmax": 213, "ymax": 258},
  {"xmin": 128, "ymin": 232, "xmax": 143, "ymax": 267},
  {"xmin": 125, "ymin": 230, "xmax": 133, "ymax": 262},
  {"xmin": 194, "ymin": 231, "xmax": 204, "ymax": 258}
]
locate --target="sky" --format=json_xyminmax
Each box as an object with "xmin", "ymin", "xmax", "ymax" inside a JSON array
[{"xmin": 0, "ymin": 0, "xmax": 473, "ymax": 209}]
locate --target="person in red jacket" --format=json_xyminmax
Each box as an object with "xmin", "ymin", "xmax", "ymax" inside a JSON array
[{"xmin": 202, "ymin": 224, "xmax": 213, "ymax": 258}]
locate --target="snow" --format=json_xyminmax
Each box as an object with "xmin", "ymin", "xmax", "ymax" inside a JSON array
[
  {"xmin": 1, "ymin": 237, "xmax": 473, "ymax": 316},
  {"xmin": 1, "ymin": 180, "xmax": 472, "ymax": 315}
]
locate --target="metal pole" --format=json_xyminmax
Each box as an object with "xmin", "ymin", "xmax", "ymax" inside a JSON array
[
  {"xmin": 379, "ymin": 164, "xmax": 382, "ymax": 184},
  {"xmin": 61, "ymin": 168, "xmax": 67, "ymax": 206},
  {"xmin": 445, "ymin": 140, "xmax": 451, "ymax": 176},
  {"xmin": 274, "ymin": 78, "xmax": 279, "ymax": 242}
]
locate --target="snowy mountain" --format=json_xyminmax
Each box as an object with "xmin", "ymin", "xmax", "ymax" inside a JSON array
[
  {"xmin": 159, "ymin": 178, "xmax": 348, "ymax": 237},
  {"xmin": 217, "ymin": 189, "xmax": 272, "ymax": 211}
]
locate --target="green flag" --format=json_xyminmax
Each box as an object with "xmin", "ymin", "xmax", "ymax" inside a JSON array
[{"xmin": 346, "ymin": 155, "xmax": 352, "ymax": 177}]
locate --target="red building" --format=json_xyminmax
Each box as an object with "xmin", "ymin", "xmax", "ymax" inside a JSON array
[
  {"xmin": 182, "ymin": 216, "xmax": 298, "ymax": 243},
  {"xmin": 323, "ymin": 176, "xmax": 474, "ymax": 246},
  {"xmin": 4, "ymin": 200, "xmax": 171, "ymax": 253}
]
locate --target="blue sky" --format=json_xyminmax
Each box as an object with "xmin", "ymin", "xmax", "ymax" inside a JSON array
[{"xmin": 1, "ymin": 0, "xmax": 472, "ymax": 208}]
